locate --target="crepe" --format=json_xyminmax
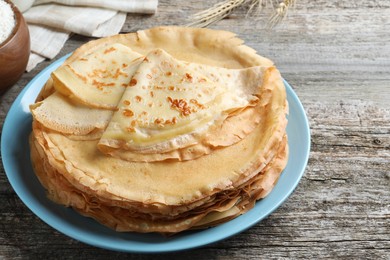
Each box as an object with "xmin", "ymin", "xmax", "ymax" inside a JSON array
[
  {"xmin": 30, "ymin": 132, "xmax": 287, "ymax": 233},
  {"xmin": 99, "ymin": 66, "xmax": 280, "ymax": 162},
  {"xmin": 29, "ymin": 26, "xmax": 289, "ymax": 234},
  {"xmin": 30, "ymin": 92, "xmax": 113, "ymax": 136},
  {"xmin": 32, "ymin": 49, "xmax": 274, "ymax": 161},
  {"xmin": 99, "ymin": 48, "xmax": 256, "ymax": 146},
  {"xmin": 52, "ymin": 43, "xmax": 144, "ymax": 110},
  {"xmin": 98, "ymin": 49, "xmax": 272, "ymax": 157}
]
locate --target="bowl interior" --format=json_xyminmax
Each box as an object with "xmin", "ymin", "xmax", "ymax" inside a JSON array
[{"xmin": 0, "ymin": 0, "xmax": 23, "ymax": 49}]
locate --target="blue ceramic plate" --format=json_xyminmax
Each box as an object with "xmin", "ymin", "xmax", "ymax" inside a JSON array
[{"xmin": 1, "ymin": 54, "xmax": 310, "ymax": 253}]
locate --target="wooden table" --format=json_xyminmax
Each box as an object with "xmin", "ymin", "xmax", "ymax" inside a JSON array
[{"xmin": 1, "ymin": 0, "xmax": 389, "ymax": 258}]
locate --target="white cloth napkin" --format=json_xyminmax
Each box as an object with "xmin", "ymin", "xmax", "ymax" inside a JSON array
[{"xmin": 23, "ymin": 0, "xmax": 158, "ymax": 71}]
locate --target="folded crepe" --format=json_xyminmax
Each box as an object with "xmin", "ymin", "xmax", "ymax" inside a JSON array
[
  {"xmin": 52, "ymin": 43, "xmax": 144, "ymax": 109},
  {"xmin": 29, "ymin": 26, "xmax": 289, "ymax": 234},
  {"xmin": 32, "ymin": 47, "xmax": 278, "ymax": 161}
]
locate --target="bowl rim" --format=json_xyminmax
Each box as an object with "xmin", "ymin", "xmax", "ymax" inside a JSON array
[{"xmin": 0, "ymin": 0, "xmax": 23, "ymax": 49}]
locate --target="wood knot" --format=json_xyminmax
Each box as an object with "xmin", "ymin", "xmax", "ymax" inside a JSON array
[{"xmin": 373, "ymin": 138, "xmax": 382, "ymax": 145}]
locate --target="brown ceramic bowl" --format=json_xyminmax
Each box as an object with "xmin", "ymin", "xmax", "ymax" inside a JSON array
[{"xmin": 0, "ymin": 0, "xmax": 30, "ymax": 93}]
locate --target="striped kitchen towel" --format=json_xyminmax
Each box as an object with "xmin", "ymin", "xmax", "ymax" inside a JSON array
[{"xmin": 22, "ymin": 0, "xmax": 158, "ymax": 71}]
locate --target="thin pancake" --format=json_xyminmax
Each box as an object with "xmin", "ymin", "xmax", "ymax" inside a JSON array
[
  {"xmin": 30, "ymin": 132, "xmax": 287, "ymax": 233},
  {"xmin": 31, "ymin": 67, "xmax": 287, "ymax": 207},
  {"xmin": 30, "ymin": 92, "xmax": 113, "ymax": 136},
  {"xmin": 52, "ymin": 43, "xmax": 144, "ymax": 110},
  {"xmin": 29, "ymin": 26, "xmax": 289, "ymax": 235},
  {"xmin": 98, "ymin": 48, "xmax": 262, "ymax": 154},
  {"xmin": 99, "ymin": 66, "xmax": 279, "ymax": 162}
]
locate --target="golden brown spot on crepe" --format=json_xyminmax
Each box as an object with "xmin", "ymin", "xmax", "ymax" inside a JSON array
[
  {"xmin": 88, "ymin": 68, "xmax": 126, "ymax": 81},
  {"xmin": 79, "ymin": 58, "xmax": 88, "ymax": 61},
  {"xmin": 153, "ymin": 116, "xmax": 178, "ymax": 127},
  {"xmin": 122, "ymin": 63, "xmax": 128, "ymax": 68},
  {"xmin": 150, "ymin": 91, "xmax": 154, "ymax": 97},
  {"xmin": 164, "ymin": 116, "xmax": 178, "ymax": 125},
  {"xmin": 184, "ymin": 73, "xmax": 193, "ymax": 82},
  {"xmin": 67, "ymin": 65, "xmax": 87, "ymax": 83},
  {"xmin": 167, "ymin": 97, "xmax": 192, "ymax": 117},
  {"xmin": 165, "ymin": 71, "xmax": 172, "ymax": 76},
  {"xmin": 113, "ymin": 68, "xmax": 127, "ymax": 79},
  {"xmin": 154, "ymin": 118, "xmax": 164, "ymax": 126},
  {"xmin": 146, "ymin": 74, "xmax": 152, "ymax": 79},
  {"xmin": 190, "ymin": 99, "xmax": 206, "ymax": 109},
  {"xmin": 135, "ymin": 96, "xmax": 142, "ymax": 103},
  {"xmin": 126, "ymin": 126, "xmax": 135, "ymax": 132},
  {"xmin": 123, "ymin": 100, "xmax": 131, "ymax": 106},
  {"xmin": 122, "ymin": 109, "xmax": 134, "ymax": 117},
  {"xmin": 161, "ymin": 60, "xmax": 173, "ymax": 69},
  {"xmin": 88, "ymin": 68, "xmax": 106, "ymax": 78},
  {"xmin": 104, "ymin": 46, "xmax": 116, "ymax": 54},
  {"xmin": 168, "ymin": 86, "xmax": 175, "ymax": 91},
  {"xmin": 129, "ymin": 78, "xmax": 138, "ymax": 87},
  {"xmin": 92, "ymin": 80, "xmax": 115, "ymax": 91}
]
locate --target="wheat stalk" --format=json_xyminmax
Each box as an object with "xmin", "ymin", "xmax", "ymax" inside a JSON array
[
  {"xmin": 268, "ymin": 0, "xmax": 296, "ymax": 28},
  {"xmin": 246, "ymin": 0, "xmax": 271, "ymax": 16},
  {"xmin": 186, "ymin": 0, "xmax": 295, "ymax": 28},
  {"xmin": 186, "ymin": 0, "xmax": 246, "ymax": 28}
]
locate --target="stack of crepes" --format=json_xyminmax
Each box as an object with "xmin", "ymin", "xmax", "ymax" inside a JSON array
[{"xmin": 29, "ymin": 26, "xmax": 289, "ymax": 234}]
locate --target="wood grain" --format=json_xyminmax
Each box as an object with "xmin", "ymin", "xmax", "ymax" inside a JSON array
[{"xmin": 0, "ymin": 0, "xmax": 389, "ymax": 259}]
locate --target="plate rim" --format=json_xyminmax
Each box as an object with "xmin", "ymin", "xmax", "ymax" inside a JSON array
[{"xmin": 1, "ymin": 54, "xmax": 310, "ymax": 253}]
